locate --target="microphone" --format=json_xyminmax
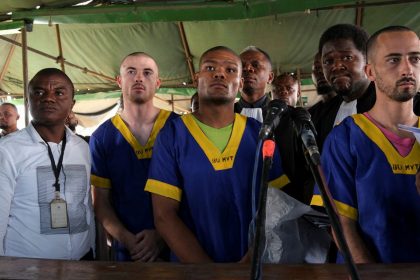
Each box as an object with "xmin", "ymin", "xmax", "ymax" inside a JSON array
[
  {"xmin": 292, "ymin": 107, "xmax": 321, "ymax": 165},
  {"xmin": 301, "ymin": 123, "xmax": 321, "ymax": 165},
  {"xmin": 258, "ymin": 99, "xmax": 288, "ymax": 140}
]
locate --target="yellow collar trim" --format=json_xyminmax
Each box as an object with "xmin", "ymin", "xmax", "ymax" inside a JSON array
[
  {"xmin": 352, "ymin": 114, "xmax": 420, "ymax": 175},
  {"xmin": 181, "ymin": 113, "xmax": 247, "ymax": 171},
  {"xmin": 111, "ymin": 110, "xmax": 172, "ymax": 159}
]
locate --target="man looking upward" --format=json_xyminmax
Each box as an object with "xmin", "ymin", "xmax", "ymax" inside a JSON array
[
  {"xmin": 91, "ymin": 52, "xmax": 177, "ymax": 262},
  {"xmin": 146, "ymin": 46, "xmax": 288, "ymax": 262}
]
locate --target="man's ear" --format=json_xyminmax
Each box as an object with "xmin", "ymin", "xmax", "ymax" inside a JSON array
[
  {"xmin": 364, "ymin": 64, "xmax": 375, "ymax": 82},
  {"xmin": 155, "ymin": 78, "xmax": 161, "ymax": 89},
  {"xmin": 116, "ymin": 75, "xmax": 122, "ymax": 88},
  {"xmin": 239, "ymin": 77, "xmax": 244, "ymax": 91},
  {"xmin": 193, "ymin": 72, "xmax": 199, "ymax": 85},
  {"xmin": 268, "ymin": 71, "xmax": 274, "ymax": 84}
]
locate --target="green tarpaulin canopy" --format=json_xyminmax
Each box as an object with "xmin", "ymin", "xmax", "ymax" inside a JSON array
[{"xmin": 0, "ymin": 0, "xmax": 419, "ymax": 111}]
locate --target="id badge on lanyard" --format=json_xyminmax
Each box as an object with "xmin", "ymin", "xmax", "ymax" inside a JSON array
[
  {"xmin": 50, "ymin": 191, "xmax": 68, "ymax": 228},
  {"xmin": 46, "ymin": 133, "xmax": 69, "ymax": 229}
]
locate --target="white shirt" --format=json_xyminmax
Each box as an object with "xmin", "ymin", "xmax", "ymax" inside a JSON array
[
  {"xmin": 240, "ymin": 108, "xmax": 264, "ymax": 123},
  {"xmin": 333, "ymin": 99, "xmax": 357, "ymax": 127},
  {"xmin": 0, "ymin": 123, "xmax": 95, "ymax": 260}
]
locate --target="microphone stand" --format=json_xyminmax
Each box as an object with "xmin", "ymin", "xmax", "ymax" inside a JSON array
[
  {"xmin": 303, "ymin": 150, "xmax": 361, "ymax": 280},
  {"xmin": 250, "ymin": 139, "xmax": 275, "ymax": 280}
]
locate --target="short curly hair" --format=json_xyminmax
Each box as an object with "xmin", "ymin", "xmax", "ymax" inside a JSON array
[
  {"xmin": 29, "ymin": 68, "xmax": 74, "ymax": 96},
  {"xmin": 199, "ymin": 46, "xmax": 240, "ymax": 68},
  {"xmin": 318, "ymin": 24, "xmax": 369, "ymax": 59},
  {"xmin": 272, "ymin": 72, "xmax": 298, "ymax": 86}
]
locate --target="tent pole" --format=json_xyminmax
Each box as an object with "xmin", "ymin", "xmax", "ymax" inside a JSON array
[
  {"xmin": 55, "ymin": 24, "xmax": 65, "ymax": 72},
  {"xmin": 177, "ymin": 22, "xmax": 196, "ymax": 87},
  {"xmin": 312, "ymin": 0, "xmax": 418, "ymax": 12},
  {"xmin": 21, "ymin": 27, "xmax": 29, "ymax": 126},
  {"xmin": 0, "ymin": 34, "xmax": 19, "ymax": 83},
  {"xmin": 154, "ymin": 95, "xmax": 187, "ymax": 113},
  {"xmin": 354, "ymin": 2, "xmax": 364, "ymax": 27},
  {"xmin": 296, "ymin": 68, "xmax": 303, "ymax": 107},
  {"xmin": 0, "ymin": 35, "xmax": 115, "ymax": 82}
]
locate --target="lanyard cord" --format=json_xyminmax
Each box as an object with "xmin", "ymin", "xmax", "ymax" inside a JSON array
[{"xmin": 46, "ymin": 133, "xmax": 67, "ymax": 193}]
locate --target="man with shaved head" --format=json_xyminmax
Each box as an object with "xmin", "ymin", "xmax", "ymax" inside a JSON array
[
  {"xmin": 314, "ymin": 24, "xmax": 419, "ymax": 150},
  {"xmin": 90, "ymin": 52, "xmax": 177, "ymax": 261},
  {"xmin": 0, "ymin": 68, "xmax": 95, "ymax": 260},
  {"xmin": 145, "ymin": 46, "xmax": 288, "ymax": 263},
  {"xmin": 312, "ymin": 26, "xmax": 420, "ymax": 263},
  {"xmin": 0, "ymin": 102, "xmax": 19, "ymax": 138}
]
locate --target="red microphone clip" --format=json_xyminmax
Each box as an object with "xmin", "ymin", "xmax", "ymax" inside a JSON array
[{"xmin": 262, "ymin": 139, "xmax": 276, "ymax": 159}]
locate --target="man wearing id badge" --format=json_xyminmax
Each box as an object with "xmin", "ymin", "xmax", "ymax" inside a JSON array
[{"xmin": 0, "ymin": 68, "xmax": 95, "ymax": 260}]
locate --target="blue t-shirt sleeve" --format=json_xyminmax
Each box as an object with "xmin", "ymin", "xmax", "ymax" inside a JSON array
[
  {"xmin": 145, "ymin": 122, "xmax": 183, "ymax": 202},
  {"xmin": 89, "ymin": 128, "xmax": 111, "ymax": 188},
  {"xmin": 311, "ymin": 119, "xmax": 358, "ymax": 220}
]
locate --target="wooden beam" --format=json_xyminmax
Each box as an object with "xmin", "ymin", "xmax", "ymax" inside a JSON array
[
  {"xmin": 0, "ymin": 35, "xmax": 115, "ymax": 82},
  {"xmin": 301, "ymin": 88, "xmax": 317, "ymax": 92},
  {"xmin": 171, "ymin": 94, "xmax": 175, "ymax": 112},
  {"xmin": 21, "ymin": 27, "xmax": 29, "ymax": 126},
  {"xmin": 312, "ymin": 0, "xmax": 419, "ymax": 11},
  {"xmin": 355, "ymin": 1, "xmax": 364, "ymax": 27},
  {"xmin": 154, "ymin": 95, "xmax": 188, "ymax": 113},
  {"xmin": 160, "ymin": 83, "xmax": 195, "ymax": 88},
  {"xmin": 177, "ymin": 22, "xmax": 196, "ymax": 86},
  {"xmin": 163, "ymin": 97, "xmax": 192, "ymax": 102},
  {"xmin": 296, "ymin": 68, "xmax": 303, "ymax": 107},
  {"xmin": 55, "ymin": 24, "xmax": 65, "ymax": 72},
  {"xmin": 0, "ymin": 34, "xmax": 19, "ymax": 83}
]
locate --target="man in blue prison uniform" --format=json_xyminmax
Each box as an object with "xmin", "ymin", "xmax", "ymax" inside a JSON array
[
  {"xmin": 311, "ymin": 26, "xmax": 420, "ymax": 263},
  {"xmin": 91, "ymin": 52, "xmax": 177, "ymax": 261},
  {"xmin": 145, "ymin": 46, "xmax": 289, "ymax": 263},
  {"xmin": 90, "ymin": 110, "xmax": 177, "ymax": 260}
]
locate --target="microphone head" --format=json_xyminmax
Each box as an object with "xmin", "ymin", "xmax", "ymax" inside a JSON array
[
  {"xmin": 267, "ymin": 99, "xmax": 288, "ymax": 112},
  {"xmin": 259, "ymin": 99, "xmax": 288, "ymax": 140},
  {"xmin": 291, "ymin": 107, "xmax": 317, "ymax": 137},
  {"xmin": 269, "ymin": 99, "xmax": 288, "ymax": 107},
  {"xmin": 263, "ymin": 99, "xmax": 288, "ymax": 125}
]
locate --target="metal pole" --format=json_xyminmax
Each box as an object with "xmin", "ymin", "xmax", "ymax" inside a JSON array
[
  {"xmin": 177, "ymin": 22, "xmax": 196, "ymax": 86},
  {"xmin": 21, "ymin": 26, "xmax": 29, "ymax": 126},
  {"xmin": 0, "ymin": 35, "xmax": 115, "ymax": 82},
  {"xmin": 0, "ymin": 34, "xmax": 19, "ymax": 83},
  {"xmin": 296, "ymin": 68, "xmax": 303, "ymax": 107},
  {"xmin": 55, "ymin": 24, "xmax": 65, "ymax": 72},
  {"xmin": 171, "ymin": 94, "xmax": 175, "ymax": 112}
]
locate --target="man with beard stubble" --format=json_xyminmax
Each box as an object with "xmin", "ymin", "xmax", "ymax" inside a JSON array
[{"xmin": 311, "ymin": 26, "xmax": 420, "ymax": 263}]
